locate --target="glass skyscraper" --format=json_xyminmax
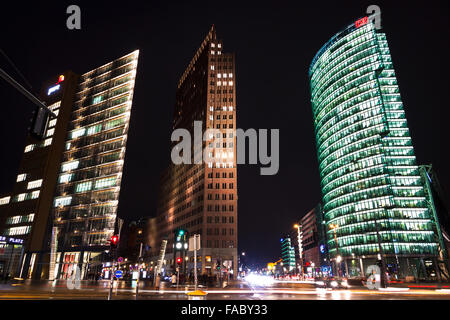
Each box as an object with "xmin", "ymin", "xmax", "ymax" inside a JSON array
[
  {"xmin": 51, "ymin": 51, "xmax": 139, "ymax": 280},
  {"xmin": 309, "ymin": 17, "xmax": 445, "ymax": 279}
]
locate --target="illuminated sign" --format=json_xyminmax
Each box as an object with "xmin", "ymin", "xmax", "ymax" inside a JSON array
[
  {"xmin": 47, "ymin": 84, "xmax": 61, "ymax": 95},
  {"xmin": 320, "ymin": 244, "xmax": 326, "ymax": 254},
  {"xmin": 0, "ymin": 236, "xmax": 23, "ymax": 244},
  {"xmin": 355, "ymin": 16, "xmax": 368, "ymax": 28},
  {"xmin": 47, "ymin": 75, "xmax": 65, "ymax": 95}
]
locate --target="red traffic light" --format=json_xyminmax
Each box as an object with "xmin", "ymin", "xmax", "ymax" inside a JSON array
[
  {"xmin": 111, "ymin": 235, "xmax": 119, "ymax": 245},
  {"xmin": 176, "ymin": 257, "xmax": 182, "ymax": 264}
]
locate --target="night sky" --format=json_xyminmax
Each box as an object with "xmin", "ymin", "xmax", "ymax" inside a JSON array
[{"xmin": 1, "ymin": 0, "xmax": 449, "ymax": 267}]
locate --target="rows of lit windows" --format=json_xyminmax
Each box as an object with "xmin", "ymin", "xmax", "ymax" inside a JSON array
[
  {"xmin": 24, "ymin": 138, "xmax": 53, "ymax": 153},
  {"xmin": 5, "ymin": 225, "xmax": 31, "ymax": 236},
  {"xmin": 312, "ymin": 39, "xmax": 377, "ymax": 94},
  {"xmin": 27, "ymin": 179, "xmax": 43, "ymax": 190},
  {"xmin": 314, "ymin": 62, "xmax": 383, "ymax": 127},
  {"xmin": 318, "ymin": 101, "xmax": 382, "ymax": 153},
  {"xmin": 313, "ymin": 51, "xmax": 380, "ymax": 116},
  {"xmin": 327, "ymin": 208, "xmax": 431, "ymax": 227},
  {"xmin": 0, "ymin": 196, "xmax": 10, "ymax": 205},
  {"xmin": 310, "ymin": 24, "xmax": 373, "ymax": 83},
  {"xmin": 314, "ymin": 47, "xmax": 379, "ymax": 110},
  {"xmin": 12, "ymin": 190, "xmax": 40, "ymax": 202},
  {"xmin": 320, "ymin": 140, "xmax": 383, "ymax": 178},
  {"xmin": 322, "ymin": 154, "xmax": 384, "ymax": 191},
  {"xmin": 320, "ymin": 129, "xmax": 382, "ymax": 167},
  {"xmin": 328, "ymin": 242, "xmax": 438, "ymax": 256},
  {"xmin": 6, "ymin": 213, "xmax": 35, "ymax": 225}
]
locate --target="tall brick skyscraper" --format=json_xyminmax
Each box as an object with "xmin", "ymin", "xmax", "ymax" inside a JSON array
[{"xmin": 155, "ymin": 26, "xmax": 238, "ymax": 277}]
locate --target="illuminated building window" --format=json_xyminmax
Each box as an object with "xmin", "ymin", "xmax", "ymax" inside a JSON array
[
  {"xmin": 229, "ymin": 73, "xmax": 233, "ymax": 78},
  {"xmin": 71, "ymin": 128, "xmax": 86, "ymax": 139},
  {"xmin": 16, "ymin": 193, "xmax": 26, "ymax": 202},
  {"xmin": 49, "ymin": 101, "xmax": 61, "ymax": 111},
  {"xmin": 5, "ymin": 226, "xmax": 31, "ymax": 236},
  {"xmin": 59, "ymin": 173, "xmax": 73, "ymax": 184},
  {"xmin": 92, "ymin": 95, "xmax": 103, "ymax": 104},
  {"xmin": 0, "ymin": 196, "xmax": 10, "ymax": 205},
  {"xmin": 24, "ymin": 144, "xmax": 35, "ymax": 153},
  {"xmin": 61, "ymin": 160, "xmax": 79, "ymax": 172},
  {"xmin": 46, "ymin": 128, "xmax": 55, "ymax": 137},
  {"xmin": 75, "ymin": 181, "xmax": 92, "ymax": 193},
  {"xmin": 27, "ymin": 179, "xmax": 43, "ymax": 190},
  {"xmin": 228, "ymin": 81, "xmax": 233, "ymax": 86},
  {"xmin": 17, "ymin": 174, "xmax": 27, "ymax": 182},
  {"xmin": 31, "ymin": 190, "xmax": 40, "ymax": 199},
  {"xmin": 94, "ymin": 176, "xmax": 117, "ymax": 189},
  {"xmin": 87, "ymin": 124, "xmax": 102, "ymax": 136},
  {"xmin": 8, "ymin": 213, "xmax": 36, "ymax": 224},
  {"xmin": 49, "ymin": 119, "xmax": 57, "ymax": 128},
  {"xmin": 54, "ymin": 196, "xmax": 72, "ymax": 207},
  {"xmin": 44, "ymin": 138, "xmax": 52, "ymax": 147}
]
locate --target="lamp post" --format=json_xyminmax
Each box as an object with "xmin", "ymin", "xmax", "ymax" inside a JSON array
[
  {"xmin": 294, "ymin": 224, "xmax": 304, "ymax": 278},
  {"xmin": 329, "ymin": 224, "xmax": 341, "ymax": 278}
]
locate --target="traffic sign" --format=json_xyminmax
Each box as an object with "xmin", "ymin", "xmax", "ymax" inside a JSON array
[
  {"xmin": 118, "ymin": 257, "xmax": 123, "ymax": 263},
  {"xmin": 115, "ymin": 270, "xmax": 123, "ymax": 278}
]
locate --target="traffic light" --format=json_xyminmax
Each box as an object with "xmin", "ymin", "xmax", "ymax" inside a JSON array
[
  {"xmin": 29, "ymin": 106, "xmax": 50, "ymax": 139},
  {"xmin": 110, "ymin": 235, "xmax": 119, "ymax": 248},
  {"xmin": 175, "ymin": 229, "xmax": 186, "ymax": 242},
  {"xmin": 174, "ymin": 229, "xmax": 187, "ymax": 251},
  {"xmin": 176, "ymin": 257, "xmax": 182, "ymax": 265}
]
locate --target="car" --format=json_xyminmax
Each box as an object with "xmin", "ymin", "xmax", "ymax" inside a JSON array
[{"xmin": 314, "ymin": 278, "xmax": 349, "ymax": 289}]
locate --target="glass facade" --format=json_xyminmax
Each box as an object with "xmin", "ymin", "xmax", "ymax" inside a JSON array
[
  {"xmin": 53, "ymin": 51, "xmax": 139, "ymax": 253},
  {"xmin": 309, "ymin": 19, "xmax": 439, "ymax": 260},
  {"xmin": 281, "ymin": 236, "xmax": 296, "ymax": 272}
]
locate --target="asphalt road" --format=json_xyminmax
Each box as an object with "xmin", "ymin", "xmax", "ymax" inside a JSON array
[{"xmin": 0, "ymin": 280, "xmax": 449, "ymax": 300}]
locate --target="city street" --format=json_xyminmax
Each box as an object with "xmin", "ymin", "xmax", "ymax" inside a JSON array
[{"xmin": 0, "ymin": 279, "xmax": 449, "ymax": 300}]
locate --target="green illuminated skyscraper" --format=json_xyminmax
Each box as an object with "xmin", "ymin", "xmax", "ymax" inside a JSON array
[{"xmin": 309, "ymin": 16, "xmax": 447, "ymax": 280}]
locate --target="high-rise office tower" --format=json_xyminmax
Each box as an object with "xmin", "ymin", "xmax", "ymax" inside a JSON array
[
  {"xmin": 155, "ymin": 26, "xmax": 238, "ymax": 277},
  {"xmin": 0, "ymin": 51, "xmax": 139, "ymax": 280},
  {"xmin": 309, "ymin": 16, "xmax": 446, "ymax": 280}
]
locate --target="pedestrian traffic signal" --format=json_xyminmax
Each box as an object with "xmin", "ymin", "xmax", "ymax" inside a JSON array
[
  {"xmin": 175, "ymin": 229, "xmax": 187, "ymax": 242},
  {"xmin": 176, "ymin": 257, "xmax": 182, "ymax": 265},
  {"xmin": 216, "ymin": 260, "xmax": 221, "ymax": 270},
  {"xmin": 110, "ymin": 235, "xmax": 119, "ymax": 248}
]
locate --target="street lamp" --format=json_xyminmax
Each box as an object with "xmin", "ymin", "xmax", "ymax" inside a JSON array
[{"xmin": 293, "ymin": 223, "xmax": 304, "ymax": 278}]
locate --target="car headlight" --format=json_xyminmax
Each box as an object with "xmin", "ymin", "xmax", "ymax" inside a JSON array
[
  {"xmin": 330, "ymin": 281, "xmax": 338, "ymax": 287},
  {"xmin": 315, "ymin": 281, "xmax": 325, "ymax": 286},
  {"xmin": 341, "ymin": 280, "xmax": 348, "ymax": 287}
]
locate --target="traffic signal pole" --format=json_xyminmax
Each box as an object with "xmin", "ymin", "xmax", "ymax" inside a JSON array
[
  {"xmin": 135, "ymin": 242, "xmax": 143, "ymax": 299},
  {"xmin": 0, "ymin": 67, "xmax": 57, "ymax": 118}
]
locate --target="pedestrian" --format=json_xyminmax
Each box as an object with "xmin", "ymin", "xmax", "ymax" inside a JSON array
[
  {"xmin": 155, "ymin": 273, "xmax": 161, "ymax": 289},
  {"xmin": 171, "ymin": 273, "xmax": 177, "ymax": 285}
]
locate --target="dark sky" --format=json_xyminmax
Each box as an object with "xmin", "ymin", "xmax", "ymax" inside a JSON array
[{"xmin": 1, "ymin": 0, "xmax": 449, "ymax": 266}]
